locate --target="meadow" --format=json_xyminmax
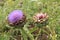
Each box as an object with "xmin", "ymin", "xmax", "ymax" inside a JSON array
[{"xmin": 0, "ymin": 0, "xmax": 60, "ymax": 40}]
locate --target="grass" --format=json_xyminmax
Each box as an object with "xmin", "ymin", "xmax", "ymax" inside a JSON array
[{"xmin": 0, "ymin": 0, "xmax": 60, "ymax": 40}]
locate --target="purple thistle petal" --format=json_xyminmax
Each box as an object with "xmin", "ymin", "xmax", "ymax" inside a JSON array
[{"xmin": 8, "ymin": 10, "xmax": 24, "ymax": 24}]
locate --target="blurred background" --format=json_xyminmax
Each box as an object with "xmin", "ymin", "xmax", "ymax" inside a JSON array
[{"xmin": 0, "ymin": 0, "xmax": 60, "ymax": 40}]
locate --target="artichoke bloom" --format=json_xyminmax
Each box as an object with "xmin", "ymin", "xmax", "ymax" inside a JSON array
[
  {"xmin": 8, "ymin": 10, "xmax": 26, "ymax": 25},
  {"xmin": 33, "ymin": 12, "xmax": 48, "ymax": 23}
]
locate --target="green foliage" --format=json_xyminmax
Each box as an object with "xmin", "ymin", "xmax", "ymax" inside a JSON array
[{"xmin": 0, "ymin": 0, "xmax": 60, "ymax": 40}]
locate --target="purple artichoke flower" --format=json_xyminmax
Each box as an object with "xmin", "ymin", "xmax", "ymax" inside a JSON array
[{"xmin": 8, "ymin": 10, "xmax": 26, "ymax": 25}]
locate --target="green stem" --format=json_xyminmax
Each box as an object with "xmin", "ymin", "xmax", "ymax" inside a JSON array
[
  {"xmin": 35, "ymin": 28, "xmax": 41, "ymax": 40},
  {"xmin": 20, "ymin": 28, "xmax": 28, "ymax": 40},
  {"xmin": 23, "ymin": 25, "xmax": 34, "ymax": 40}
]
